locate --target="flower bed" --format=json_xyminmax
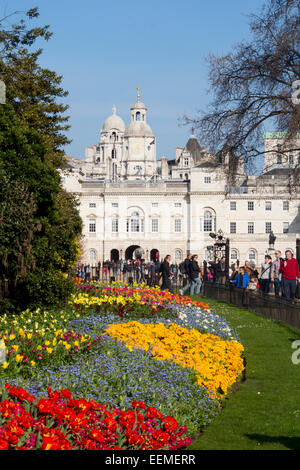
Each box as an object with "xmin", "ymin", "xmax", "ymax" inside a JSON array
[
  {"xmin": 105, "ymin": 321, "xmax": 244, "ymax": 400},
  {"xmin": 0, "ymin": 384, "xmax": 191, "ymax": 450},
  {"xmin": 71, "ymin": 282, "xmax": 210, "ymax": 319},
  {"xmin": 0, "ymin": 282, "xmax": 245, "ymax": 450},
  {"xmin": 0, "ymin": 328, "xmax": 101, "ymax": 374}
]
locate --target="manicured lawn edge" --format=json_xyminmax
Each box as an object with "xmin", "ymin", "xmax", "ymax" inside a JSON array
[{"xmin": 188, "ymin": 297, "xmax": 300, "ymax": 450}]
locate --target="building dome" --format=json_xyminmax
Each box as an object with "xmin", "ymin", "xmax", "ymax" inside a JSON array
[
  {"xmin": 124, "ymin": 120, "xmax": 154, "ymax": 137},
  {"xmin": 130, "ymin": 101, "xmax": 147, "ymax": 110},
  {"xmin": 102, "ymin": 106, "xmax": 125, "ymax": 132},
  {"xmin": 124, "ymin": 92, "xmax": 154, "ymax": 137}
]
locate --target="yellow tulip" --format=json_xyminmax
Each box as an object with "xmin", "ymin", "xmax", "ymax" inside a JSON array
[{"xmin": 15, "ymin": 354, "xmax": 23, "ymax": 363}]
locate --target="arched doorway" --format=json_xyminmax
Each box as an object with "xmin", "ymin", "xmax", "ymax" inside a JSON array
[
  {"xmin": 125, "ymin": 245, "xmax": 143, "ymax": 260},
  {"xmin": 110, "ymin": 249, "xmax": 119, "ymax": 262},
  {"xmin": 150, "ymin": 248, "xmax": 159, "ymax": 262}
]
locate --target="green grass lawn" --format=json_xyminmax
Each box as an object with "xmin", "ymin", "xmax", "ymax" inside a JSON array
[{"xmin": 188, "ymin": 297, "xmax": 300, "ymax": 450}]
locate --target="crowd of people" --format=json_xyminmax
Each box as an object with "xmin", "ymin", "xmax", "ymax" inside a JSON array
[
  {"xmin": 204, "ymin": 249, "xmax": 300, "ymax": 303},
  {"xmin": 76, "ymin": 258, "xmax": 180, "ymax": 287},
  {"xmin": 76, "ymin": 249, "xmax": 300, "ymax": 302}
]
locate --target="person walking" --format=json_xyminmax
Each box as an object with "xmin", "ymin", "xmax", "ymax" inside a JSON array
[
  {"xmin": 270, "ymin": 250, "xmax": 283, "ymax": 298},
  {"xmin": 80, "ymin": 264, "xmax": 85, "ymax": 282},
  {"xmin": 280, "ymin": 250, "xmax": 300, "ymax": 302},
  {"xmin": 161, "ymin": 255, "xmax": 174, "ymax": 293},
  {"xmin": 85, "ymin": 264, "xmax": 91, "ymax": 282},
  {"xmin": 179, "ymin": 253, "xmax": 192, "ymax": 295},
  {"xmin": 135, "ymin": 259, "xmax": 141, "ymax": 283},
  {"xmin": 260, "ymin": 255, "xmax": 272, "ymax": 294},
  {"xmin": 189, "ymin": 255, "xmax": 202, "ymax": 296}
]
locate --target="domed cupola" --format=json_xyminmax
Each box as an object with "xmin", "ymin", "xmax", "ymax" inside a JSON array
[
  {"xmin": 124, "ymin": 88, "xmax": 154, "ymax": 138},
  {"xmin": 102, "ymin": 105, "xmax": 125, "ymax": 132},
  {"xmin": 121, "ymin": 88, "xmax": 157, "ymax": 180}
]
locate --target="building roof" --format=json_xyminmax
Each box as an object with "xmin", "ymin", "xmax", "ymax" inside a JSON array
[
  {"xmin": 130, "ymin": 101, "xmax": 147, "ymax": 110},
  {"xmin": 102, "ymin": 106, "xmax": 125, "ymax": 132},
  {"xmin": 185, "ymin": 135, "xmax": 204, "ymax": 163},
  {"xmin": 261, "ymin": 167, "xmax": 293, "ymax": 176},
  {"xmin": 124, "ymin": 120, "xmax": 154, "ymax": 137}
]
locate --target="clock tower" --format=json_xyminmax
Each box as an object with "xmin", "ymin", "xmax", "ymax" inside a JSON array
[{"xmin": 121, "ymin": 89, "xmax": 157, "ymax": 180}]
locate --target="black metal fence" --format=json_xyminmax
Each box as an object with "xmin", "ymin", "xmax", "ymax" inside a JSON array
[
  {"xmin": 75, "ymin": 265, "xmax": 186, "ymax": 290},
  {"xmin": 202, "ymin": 282, "xmax": 300, "ymax": 330}
]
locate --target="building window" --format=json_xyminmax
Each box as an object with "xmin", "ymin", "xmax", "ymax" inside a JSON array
[
  {"xmin": 184, "ymin": 158, "xmax": 189, "ymax": 166},
  {"xmin": 277, "ymin": 155, "xmax": 282, "ymax": 164},
  {"xmin": 174, "ymin": 202, "xmax": 181, "ymax": 208},
  {"xmin": 265, "ymin": 222, "xmax": 272, "ymax": 234},
  {"xmin": 111, "ymin": 149, "xmax": 117, "ymax": 159},
  {"xmin": 230, "ymin": 222, "xmax": 236, "ymax": 234},
  {"xmin": 174, "ymin": 219, "xmax": 182, "ymax": 233},
  {"xmin": 112, "ymin": 219, "xmax": 118, "ymax": 233},
  {"xmin": 231, "ymin": 250, "xmax": 238, "ymax": 261},
  {"xmin": 175, "ymin": 249, "xmax": 182, "ymax": 261},
  {"xmin": 204, "ymin": 177, "xmax": 211, "ymax": 184},
  {"xmin": 152, "ymin": 219, "xmax": 158, "ymax": 233},
  {"xmin": 230, "ymin": 201, "xmax": 236, "ymax": 211},
  {"xmin": 289, "ymin": 155, "xmax": 294, "ymax": 164},
  {"xmin": 89, "ymin": 202, "xmax": 96, "ymax": 208},
  {"xmin": 112, "ymin": 203, "xmax": 118, "ymax": 208},
  {"xmin": 203, "ymin": 211, "xmax": 213, "ymax": 232},
  {"xmin": 248, "ymin": 222, "xmax": 254, "ymax": 234},
  {"xmin": 89, "ymin": 219, "xmax": 96, "ymax": 233},
  {"xmin": 249, "ymin": 250, "xmax": 256, "ymax": 263},
  {"xmin": 248, "ymin": 201, "xmax": 254, "ymax": 211},
  {"xmin": 128, "ymin": 212, "xmax": 144, "ymax": 233},
  {"xmin": 283, "ymin": 201, "xmax": 289, "ymax": 211},
  {"xmin": 283, "ymin": 222, "xmax": 289, "ymax": 234},
  {"xmin": 131, "ymin": 218, "xmax": 139, "ymax": 232},
  {"xmin": 152, "ymin": 202, "xmax": 158, "ymax": 207},
  {"xmin": 265, "ymin": 201, "xmax": 272, "ymax": 211}
]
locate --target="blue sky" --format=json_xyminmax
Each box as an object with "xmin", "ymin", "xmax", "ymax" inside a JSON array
[{"xmin": 1, "ymin": 0, "xmax": 265, "ymax": 165}]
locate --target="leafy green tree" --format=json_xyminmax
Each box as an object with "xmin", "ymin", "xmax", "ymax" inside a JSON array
[
  {"xmin": 0, "ymin": 9, "xmax": 82, "ymax": 313},
  {"xmin": 0, "ymin": 7, "xmax": 69, "ymax": 167}
]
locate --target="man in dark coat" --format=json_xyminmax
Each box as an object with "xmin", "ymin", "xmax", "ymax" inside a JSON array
[
  {"xmin": 161, "ymin": 255, "xmax": 174, "ymax": 293},
  {"xmin": 179, "ymin": 253, "xmax": 192, "ymax": 295},
  {"xmin": 189, "ymin": 255, "xmax": 202, "ymax": 296},
  {"xmin": 215, "ymin": 256, "xmax": 228, "ymax": 285}
]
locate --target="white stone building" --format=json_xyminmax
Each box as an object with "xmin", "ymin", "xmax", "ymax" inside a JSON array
[{"xmin": 61, "ymin": 92, "xmax": 300, "ymax": 267}]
